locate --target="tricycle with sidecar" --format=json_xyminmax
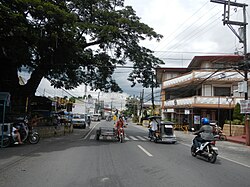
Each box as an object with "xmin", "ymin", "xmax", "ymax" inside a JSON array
[
  {"xmin": 95, "ymin": 126, "xmax": 124, "ymax": 143},
  {"xmin": 148, "ymin": 116, "xmax": 177, "ymax": 144}
]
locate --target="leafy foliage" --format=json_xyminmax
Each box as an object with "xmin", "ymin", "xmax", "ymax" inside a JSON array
[
  {"xmin": 124, "ymin": 96, "xmax": 140, "ymax": 116},
  {"xmin": 233, "ymin": 103, "xmax": 244, "ymax": 122},
  {"xmin": 0, "ymin": 0, "xmax": 163, "ymax": 97}
]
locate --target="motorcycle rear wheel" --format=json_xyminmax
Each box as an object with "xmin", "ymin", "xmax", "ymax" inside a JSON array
[
  {"xmin": 119, "ymin": 134, "xmax": 123, "ymax": 143},
  {"xmin": 0, "ymin": 136, "xmax": 11, "ymax": 148},
  {"xmin": 219, "ymin": 135, "xmax": 227, "ymax": 141},
  {"xmin": 28, "ymin": 134, "xmax": 40, "ymax": 144},
  {"xmin": 208, "ymin": 151, "xmax": 217, "ymax": 163}
]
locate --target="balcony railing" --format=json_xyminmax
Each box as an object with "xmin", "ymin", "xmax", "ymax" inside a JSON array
[
  {"xmin": 165, "ymin": 96, "xmax": 243, "ymax": 108},
  {"xmin": 163, "ymin": 71, "xmax": 247, "ymax": 88}
]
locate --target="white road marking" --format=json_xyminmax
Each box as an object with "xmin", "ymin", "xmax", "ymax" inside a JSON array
[
  {"xmin": 129, "ymin": 136, "xmax": 139, "ymax": 140},
  {"xmin": 137, "ymin": 145, "xmax": 153, "ymax": 157},
  {"xmin": 90, "ymin": 135, "xmax": 95, "ymax": 140},
  {"xmin": 218, "ymin": 155, "xmax": 250, "ymax": 168},
  {"xmin": 83, "ymin": 123, "xmax": 99, "ymax": 140},
  {"xmin": 89, "ymin": 135, "xmax": 149, "ymax": 141},
  {"xmin": 136, "ymin": 136, "xmax": 147, "ymax": 141},
  {"xmin": 143, "ymin": 136, "xmax": 149, "ymax": 140}
]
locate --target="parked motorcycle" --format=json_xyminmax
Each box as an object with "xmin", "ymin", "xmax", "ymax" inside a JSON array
[
  {"xmin": 210, "ymin": 121, "xmax": 227, "ymax": 141},
  {"xmin": 0, "ymin": 116, "xmax": 40, "ymax": 148},
  {"xmin": 214, "ymin": 125, "xmax": 227, "ymax": 141},
  {"xmin": 191, "ymin": 134, "xmax": 219, "ymax": 163}
]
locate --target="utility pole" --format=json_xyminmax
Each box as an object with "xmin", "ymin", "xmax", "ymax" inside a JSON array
[
  {"xmin": 84, "ymin": 84, "xmax": 87, "ymax": 114},
  {"xmin": 210, "ymin": 1, "xmax": 248, "ymax": 89},
  {"xmin": 151, "ymin": 74, "xmax": 155, "ymax": 115},
  {"xmin": 139, "ymin": 89, "xmax": 144, "ymax": 117},
  {"xmin": 211, "ymin": 0, "xmax": 249, "ymax": 144}
]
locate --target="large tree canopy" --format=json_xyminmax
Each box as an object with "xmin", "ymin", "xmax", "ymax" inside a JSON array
[{"xmin": 0, "ymin": 0, "xmax": 163, "ymax": 111}]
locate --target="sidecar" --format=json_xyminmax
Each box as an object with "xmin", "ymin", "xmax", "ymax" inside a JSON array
[
  {"xmin": 157, "ymin": 121, "xmax": 177, "ymax": 144},
  {"xmin": 148, "ymin": 116, "xmax": 177, "ymax": 144}
]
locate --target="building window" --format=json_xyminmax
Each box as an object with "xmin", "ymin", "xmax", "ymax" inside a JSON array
[{"xmin": 214, "ymin": 87, "xmax": 231, "ymax": 96}]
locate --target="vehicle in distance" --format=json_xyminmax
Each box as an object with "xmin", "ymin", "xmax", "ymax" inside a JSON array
[
  {"xmin": 91, "ymin": 113, "xmax": 101, "ymax": 121},
  {"xmin": 71, "ymin": 114, "xmax": 87, "ymax": 129}
]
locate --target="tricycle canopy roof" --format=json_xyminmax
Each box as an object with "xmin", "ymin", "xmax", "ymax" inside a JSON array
[
  {"xmin": 148, "ymin": 116, "xmax": 161, "ymax": 120},
  {"xmin": 161, "ymin": 121, "xmax": 175, "ymax": 125}
]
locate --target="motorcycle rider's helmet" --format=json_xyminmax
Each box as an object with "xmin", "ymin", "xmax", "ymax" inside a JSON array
[{"xmin": 201, "ymin": 117, "xmax": 209, "ymax": 125}]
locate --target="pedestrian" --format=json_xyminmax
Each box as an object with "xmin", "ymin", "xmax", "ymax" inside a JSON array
[{"xmin": 87, "ymin": 115, "xmax": 91, "ymax": 127}]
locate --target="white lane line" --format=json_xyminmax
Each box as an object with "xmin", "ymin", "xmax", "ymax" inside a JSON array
[
  {"xmin": 179, "ymin": 142, "xmax": 250, "ymax": 168},
  {"xmin": 136, "ymin": 136, "xmax": 147, "ymax": 141},
  {"xmin": 143, "ymin": 136, "xmax": 149, "ymax": 140},
  {"xmin": 218, "ymin": 155, "xmax": 250, "ymax": 168},
  {"xmin": 90, "ymin": 135, "xmax": 95, "ymax": 140},
  {"xmin": 125, "ymin": 137, "xmax": 130, "ymax": 141},
  {"xmin": 83, "ymin": 123, "xmax": 99, "ymax": 140},
  {"xmin": 137, "ymin": 145, "xmax": 153, "ymax": 157},
  {"xmin": 129, "ymin": 136, "xmax": 139, "ymax": 140}
]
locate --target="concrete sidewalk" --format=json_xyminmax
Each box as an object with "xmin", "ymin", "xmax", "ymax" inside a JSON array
[{"xmin": 226, "ymin": 135, "xmax": 246, "ymax": 144}]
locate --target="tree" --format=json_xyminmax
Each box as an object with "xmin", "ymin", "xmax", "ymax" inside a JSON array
[
  {"xmin": 0, "ymin": 0, "xmax": 163, "ymax": 112},
  {"xmin": 233, "ymin": 103, "xmax": 244, "ymax": 122},
  {"xmin": 125, "ymin": 96, "xmax": 140, "ymax": 116},
  {"xmin": 69, "ymin": 97, "xmax": 75, "ymax": 103}
]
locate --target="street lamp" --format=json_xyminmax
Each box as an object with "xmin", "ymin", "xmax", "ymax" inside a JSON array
[{"xmin": 226, "ymin": 96, "xmax": 234, "ymax": 136}]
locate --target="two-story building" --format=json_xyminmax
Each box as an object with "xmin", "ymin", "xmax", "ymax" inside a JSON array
[{"xmin": 156, "ymin": 55, "xmax": 248, "ymax": 130}]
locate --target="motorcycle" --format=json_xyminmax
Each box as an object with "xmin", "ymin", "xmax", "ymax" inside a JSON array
[
  {"xmin": 191, "ymin": 134, "xmax": 219, "ymax": 163},
  {"xmin": 210, "ymin": 121, "xmax": 227, "ymax": 141},
  {"xmin": 0, "ymin": 116, "xmax": 40, "ymax": 148},
  {"xmin": 214, "ymin": 125, "xmax": 227, "ymax": 141},
  {"xmin": 117, "ymin": 127, "xmax": 124, "ymax": 143},
  {"xmin": 148, "ymin": 128, "xmax": 161, "ymax": 142}
]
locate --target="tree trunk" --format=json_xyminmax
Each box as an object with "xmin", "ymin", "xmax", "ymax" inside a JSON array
[{"xmin": 0, "ymin": 56, "xmax": 46, "ymax": 113}]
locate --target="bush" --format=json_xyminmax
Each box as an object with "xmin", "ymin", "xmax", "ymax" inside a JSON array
[
  {"xmin": 233, "ymin": 103, "xmax": 244, "ymax": 121},
  {"xmin": 232, "ymin": 119, "xmax": 242, "ymax": 125}
]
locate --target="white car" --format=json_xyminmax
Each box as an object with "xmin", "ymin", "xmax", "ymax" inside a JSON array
[
  {"xmin": 71, "ymin": 114, "xmax": 87, "ymax": 129},
  {"xmin": 91, "ymin": 114, "xmax": 101, "ymax": 121}
]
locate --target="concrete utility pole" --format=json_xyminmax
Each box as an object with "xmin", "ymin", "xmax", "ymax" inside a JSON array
[
  {"xmin": 139, "ymin": 89, "xmax": 144, "ymax": 117},
  {"xmin": 211, "ymin": 0, "xmax": 249, "ymax": 144},
  {"xmin": 151, "ymin": 74, "xmax": 155, "ymax": 115}
]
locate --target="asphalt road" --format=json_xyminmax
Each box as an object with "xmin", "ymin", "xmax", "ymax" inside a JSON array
[{"xmin": 0, "ymin": 120, "xmax": 250, "ymax": 187}]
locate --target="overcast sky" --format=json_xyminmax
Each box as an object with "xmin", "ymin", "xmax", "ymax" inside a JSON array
[{"xmin": 35, "ymin": 0, "xmax": 250, "ymax": 107}]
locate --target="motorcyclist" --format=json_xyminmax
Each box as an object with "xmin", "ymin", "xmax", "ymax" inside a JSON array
[
  {"xmin": 115, "ymin": 116, "xmax": 125, "ymax": 137},
  {"xmin": 193, "ymin": 117, "xmax": 214, "ymax": 151},
  {"xmin": 148, "ymin": 117, "xmax": 158, "ymax": 138}
]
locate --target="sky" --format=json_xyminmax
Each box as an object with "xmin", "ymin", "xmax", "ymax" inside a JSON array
[{"xmin": 34, "ymin": 0, "xmax": 250, "ymax": 109}]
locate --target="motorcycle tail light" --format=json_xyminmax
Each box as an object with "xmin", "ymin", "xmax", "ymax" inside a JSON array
[{"xmin": 211, "ymin": 141, "xmax": 216, "ymax": 145}]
